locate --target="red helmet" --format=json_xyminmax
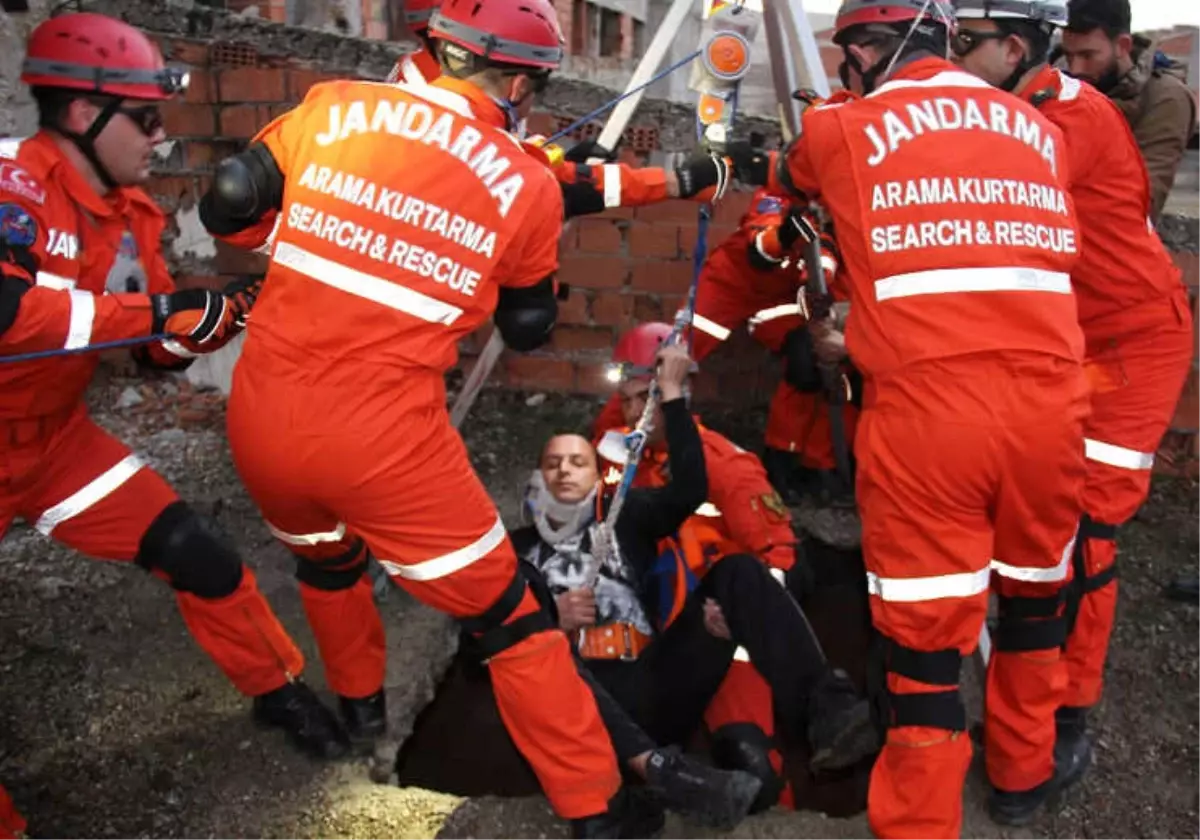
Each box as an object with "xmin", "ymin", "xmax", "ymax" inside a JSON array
[
  {"xmin": 21, "ymin": 13, "xmax": 187, "ymax": 101},
  {"xmin": 429, "ymin": 0, "xmax": 565, "ymax": 70},
  {"xmin": 608, "ymin": 322, "xmax": 675, "ymax": 382},
  {"xmin": 833, "ymin": 0, "xmax": 955, "ymax": 45},
  {"xmin": 405, "ymin": 0, "xmax": 442, "ymax": 33}
]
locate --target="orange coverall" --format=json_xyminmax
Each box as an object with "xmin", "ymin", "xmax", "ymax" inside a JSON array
[
  {"xmin": 598, "ymin": 419, "xmax": 801, "ymax": 808},
  {"xmin": 219, "ymin": 75, "xmax": 619, "ymax": 819},
  {"xmin": 771, "ymin": 58, "xmax": 1088, "ymax": 837},
  {"xmin": 1020, "ymin": 66, "xmax": 1194, "ymax": 711},
  {"xmin": 0, "ymin": 132, "xmax": 302, "ymax": 698}
]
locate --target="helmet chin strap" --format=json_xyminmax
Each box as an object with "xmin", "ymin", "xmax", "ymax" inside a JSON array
[{"xmin": 59, "ymin": 97, "xmax": 123, "ymax": 192}]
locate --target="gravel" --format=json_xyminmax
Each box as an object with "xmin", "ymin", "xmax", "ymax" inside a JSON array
[{"xmin": 0, "ymin": 370, "xmax": 1195, "ymax": 838}]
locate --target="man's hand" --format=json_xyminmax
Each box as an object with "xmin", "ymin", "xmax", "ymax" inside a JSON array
[
  {"xmin": 564, "ymin": 138, "xmax": 617, "ymax": 164},
  {"xmin": 809, "ymin": 317, "xmax": 848, "ymax": 364},
  {"xmin": 150, "ymin": 289, "xmax": 237, "ymax": 352},
  {"xmin": 674, "ymin": 148, "xmax": 733, "ymax": 200},
  {"xmin": 703, "ymin": 598, "xmax": 731, "ymax": 640},
  {"xmin": 223, "ymin": 275, "xmax": 264, "ymax": 329},
  {"xmin": 777, "ymin": 205, "xmax": 819, "ymax": 251},
  {"xmin": 556, "ymin": 588, "xmax": 597, "ymax": 632},
  {"xmin": 724, "ymin": 139, "xmax": 772, "ymax": 186},
  {"xmin": 655, "ymin": 342, "xmax": 693, "ymax": 401}
]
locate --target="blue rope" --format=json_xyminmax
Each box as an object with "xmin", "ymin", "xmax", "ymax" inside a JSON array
[
  {"xmin": 0, "ymin": 333, "xmax": 174, "ymax": 365},
  {"xmin": 545, "ymin": 49, "xmax": 702, "ymax": 146}
]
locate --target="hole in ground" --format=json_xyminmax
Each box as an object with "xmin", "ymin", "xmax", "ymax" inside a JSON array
[{"xmin": 395, "ymin": 539, "xmax": 875, "ymax": 818}]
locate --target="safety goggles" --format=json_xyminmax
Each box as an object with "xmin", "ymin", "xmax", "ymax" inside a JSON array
[{"xmin": 950, "ymin": 29, "xmax": 1010, "ymax": 57}]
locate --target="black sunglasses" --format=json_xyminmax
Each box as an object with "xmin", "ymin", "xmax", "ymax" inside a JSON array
[
  {"xmin": 950, "ymin": 29, "xmax": 1010, "ymax": 57},
  {"xmin": 117, "ymin": 105, "xmax": 164, "ymax": 137}
]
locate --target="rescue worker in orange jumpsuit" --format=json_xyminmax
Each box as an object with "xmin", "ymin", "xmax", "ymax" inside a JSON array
[
  {"xmin": 596, "ymin": 322, "xmax": 879, "ymax": 813},
  {"xmin": 197, "ymin": 0, "xmax": 632, "ymax": 834},
  {"xmin": 0, "ymin": 23, "xmax": 350, "ymax": 827},
  {"xmin": 385, "ymin": 0, "xmax": 732, "ymax": 218},
  {"xmin": 951, "ymin": 0, "xmax": 1195, "ymax": 803},
  {"xmin": 726, "ymin": 0, "xmax": 1090, "ymax": 834}
]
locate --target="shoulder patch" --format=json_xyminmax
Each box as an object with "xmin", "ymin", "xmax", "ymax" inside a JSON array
[
  {"xmin": 0, "ymin": 203, "xmax": 37, "ymax": 247},
  {"xmin": 755, "ymin": 196, "xmax": 784, "ymax": 215},
  {"xmin": 0, "ymin": 163, "xmax": 45, "ymax": 205}
]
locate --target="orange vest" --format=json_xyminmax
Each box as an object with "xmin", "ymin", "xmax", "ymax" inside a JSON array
[{"xmin": 776, "ymin": 57, "xmax": 1085, "ymax": 379}]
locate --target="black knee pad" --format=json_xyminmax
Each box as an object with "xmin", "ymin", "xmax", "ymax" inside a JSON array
[
  {"xmin": 293, "ymin": 537, "xmax": 369, "ymax": 591},
  {"xmin": 136, "ymin": 501, "xmax": 244, "ymax": 599},
  {"xmin": 709, "ymin": 723, "xmax": 784, "ymax": 814}
]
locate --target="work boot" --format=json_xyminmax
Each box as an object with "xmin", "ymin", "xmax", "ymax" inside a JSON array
[
  {"xmin": 570, "ymin": 787, "xmax": 665, "ymax": 839},
  {"xmin": 1164, "ymin": 571, "xmax": 1199, "ymax": 603},
  {"xmin": 339, "ymin": 688, "xmax": 387, "ymax": 747},
  {"xmin": 644, "ymin": 747, "xmax": 762, "ymax": 829},
  {"xmin": 989, "ymin": 713, "xmax": 1092, "ymax": 827},
  {"xmin": 253, "ymin": 679, "xmax": 351, "ymax": 760},
  {"xmin": 807, "ymin": 669, "xmax": 881, "ymax": 772}
]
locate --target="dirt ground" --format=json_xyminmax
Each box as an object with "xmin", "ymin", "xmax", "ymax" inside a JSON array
[{"xmin": 1, "ymin": 370, "xmax": 1196, "ymax": 839}]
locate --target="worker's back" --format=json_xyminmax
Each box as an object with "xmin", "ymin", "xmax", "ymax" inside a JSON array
[
  {"xmin": 243, "ymin": 76, "xmax": 563, "ymax": 384},
  {"xmin": 791, "ymin": 58, "xmax": 1085, "ymax": 382}
]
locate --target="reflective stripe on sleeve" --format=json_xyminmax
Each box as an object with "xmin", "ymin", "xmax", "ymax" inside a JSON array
[
  {"xmin": 692, "ymin": 313, "xmax": 732, "ymax": 341},
  {"xmin": 1085, "ymin": 438, "xmax": 1155, "ymax": 471},
  {"xmin": 64, "ymin": 290, "xmax": 95, "ymax": 350},
  {"xmin": 602, "ymin": 164, "xmax": 622, "ymax": 208}
]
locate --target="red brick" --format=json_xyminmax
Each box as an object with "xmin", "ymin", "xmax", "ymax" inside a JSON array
[
  {"xmin": 635, "ymin": 201, "xmax": 701, "ymax": 223},
  {"xmin": 184, "ymin": 142, "xmax": 215, "ymax": 169},
  {"xmin": 712, "ymin": 192, "xmax": 753, "ymax": 226},
  {"xmin": 289, "ymin": 69, "xmax": 336, "ymax": 101},
  {"xmin": 214, "ymin": 239, "xmax": 269, "ymax": 275},
  {"xmin": 551, "ymin": 325, "xmax": 616, "ymax": 354},
  {"xmin": 629, "ymin": 223, "xmax": 680, "ymax": 259},
  {"xmin": 679, "ymin": 222, "xmax": 736, "ymax": 256},
  {"xmin": 597, "ymin": 206, "xmax": 635, "ymax": 221},
  {"xmin": 558, "ymin": 255, "xmax": 629, "ymax": 290},
  {"xmin": 160, "ymin": 103, "xmax": 215, "ymax": 137},
  {"xmin": 591, "ymin": 291, "xmax": 634, "ymax": 327},
  {"xmin": 1171, "ymin": 367, "xmax": 1199, "ymax": 431},
  {"xmin": 502, "ymin": 356, "xmax": 574, "ymax": 391},
  {"xmin": 632, "ymin": 294, "xmax": 664, "ymax": 323},
  {"xmin": 183, "ymin": 70, "xmax": 217, "ymax": 105},
  {"xmin": 167, "ymin": 39, "xmax": 210, "ymax": 67},
  {"xmin": 526, "ymin": 111, "xmax": 557, "ymax": 136},
  {"xmin": 219, "ymin": 104, "xmax": 267, "ymax": 138},
  {"xmin": 660, "ymin": 295, "xmax": 687, "ymax": 321},
  {"xmin": 576, "ymin": 220, "xmax": 624, "ymax": 253},
  {"xmin": 557, "ymin": 289, "xmax": 589, "ymax": 325},
  {"xmin": 575, "ymin": 361, "xmax": 618, "ymax": 396},
  {"xmin": 219, "ymin": 67, "xmax": 287, "ymax": 103},
  {"xmin": 630, "ymin": 259, "xmax": 694, "ymax": 295}
]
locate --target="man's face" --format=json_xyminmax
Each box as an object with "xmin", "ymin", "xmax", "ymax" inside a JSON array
[
  {"xmin": 618, "ymin": 378, "xmax": 666, "ymax": 445},
  {"xmin": 1061, "ymin": 28, "xmax": 1132, "ymax": 90},
  {"xmin": 950, "ymin": 19, "xmax": 1023, "ymax": 88},
  {"xmin": 540, "ymin": 434, "xmax": 600, "ymax": 504},
  {"xmin": 72, "ymin": 97, "xmax": 166, "ymax": 186}
]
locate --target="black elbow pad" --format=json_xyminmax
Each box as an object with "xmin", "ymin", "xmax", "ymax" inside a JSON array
[
  {"xmin": 0, "ymin": 275, "xmax": 31, "ymax": 339},
  {"xmin": 199, "ymin": 142, "xmax": 284, "ymax": 236},
  {"xmin": 782, "ymin": 326, "xmax": 822, "ymax": 393},
  {"xmin": 495, "ymin": 277, "xmax": 557, "ymax": 352}
]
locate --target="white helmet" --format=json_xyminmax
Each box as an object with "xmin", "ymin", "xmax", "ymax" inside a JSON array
[{"xmin": 953, "ymin": 0, "xmax": 1068, "ymax": 27}]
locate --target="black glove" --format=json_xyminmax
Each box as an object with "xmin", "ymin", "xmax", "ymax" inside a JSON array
[
  {"xmin": 564, "ymin": 138, "xmax": 617, "ymax": 164},
  {"xmin": 223, "ymin": 275, "xmax": 264, "ymax": 328},
  {"xmin": 725, "ymin": 139, "xmax": 772, "ymax": 186},
  {"xmin": 776, "ymin": 205, "xmax": 819, "ymax": 251},
  {"xmin": 150, "ymin": 288, "xmax": 234, "ymax": 344},
  {"xmin": 675, "ymin": 149, "xmax": 732, "ymax": 199},
  {"xmin": 781, "ymin": 326, "xmax": 822, "ymax": 393}
]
